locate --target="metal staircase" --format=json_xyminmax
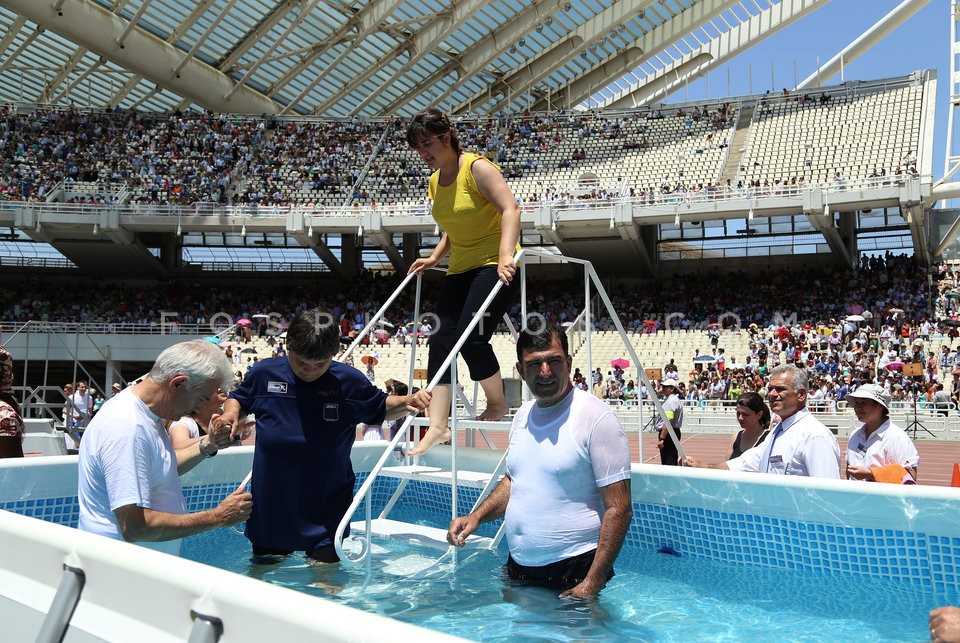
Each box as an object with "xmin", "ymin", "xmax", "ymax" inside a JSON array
[{"xmin": 333, "ymin": 248, "xmax": 686, "ymax": 573}]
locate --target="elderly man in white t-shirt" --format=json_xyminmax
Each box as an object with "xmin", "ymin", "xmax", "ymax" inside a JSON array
[
  {"xmin": 446, "ymin": 323, "xmax": 632, "ymax": 599},
  {"xmin": 684, "ymin": 364, "xmax": 841, "ymax": 478},
  {"xmin": 78, "ymin": 340, "xmax": 251, "ymax": 552}
]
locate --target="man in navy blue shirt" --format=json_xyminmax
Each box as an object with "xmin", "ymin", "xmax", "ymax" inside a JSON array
[{"xmin": 219, "ymin": 307, "xmax": 429, "ymax": 563}]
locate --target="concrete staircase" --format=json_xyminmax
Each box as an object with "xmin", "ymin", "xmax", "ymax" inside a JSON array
[{"xmin": 719, "ymin": 106, "xmax": 754, "ymax": 184}]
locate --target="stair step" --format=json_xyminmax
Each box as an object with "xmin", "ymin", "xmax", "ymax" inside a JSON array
[
  {"xmin": 349, "ymin": 518, "xmax": 495, "ymax": 550},
  {"xmin": 381, "ymin": 466, "xmax": 497, "ymax": 488},
  {"xmin": 380, "ymin": 465, "xmax": 443, "ymax": 478}
]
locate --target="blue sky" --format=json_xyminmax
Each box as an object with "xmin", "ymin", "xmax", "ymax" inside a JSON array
[{"xmin": 664, "ymin": 0, "xmax": 949, "ymax": 180}]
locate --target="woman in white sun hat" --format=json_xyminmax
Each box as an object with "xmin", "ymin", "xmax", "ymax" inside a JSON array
[{"xmin": 844, "ymin": 383, "xmax": 919, "ymax": 482}]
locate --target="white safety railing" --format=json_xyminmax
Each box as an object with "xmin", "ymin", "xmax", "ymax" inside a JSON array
[{"xmin": 331, "ymin": 247, "xmax": 685, "ymax": 572}]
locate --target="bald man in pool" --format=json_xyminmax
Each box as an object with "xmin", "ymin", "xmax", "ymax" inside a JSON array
[{"xmin": 446, "ymin": 322, "xmax": 632, "ymax": 599}]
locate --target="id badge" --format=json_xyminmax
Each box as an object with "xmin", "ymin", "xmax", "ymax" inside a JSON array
[
  {"xmin": 768, "ymin": 455, "xmax": 786, "ymax": 474},
  {"xmin": 323, "ymin": 403, "xmax": 339, "ymax": 422}
]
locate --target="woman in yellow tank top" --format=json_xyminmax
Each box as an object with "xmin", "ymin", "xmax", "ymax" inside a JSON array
[{"xmin": 405, "ymin": 109, "xmax": 521, "ymax": 455}]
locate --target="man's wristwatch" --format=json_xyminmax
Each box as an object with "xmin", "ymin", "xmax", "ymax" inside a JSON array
[{"xmin": 199, "ymin": 437, "xmax": 217, "ymax": 458}]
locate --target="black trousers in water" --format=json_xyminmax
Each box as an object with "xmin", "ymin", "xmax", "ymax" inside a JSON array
[
  {"xmin": 427, "ymin": 266, "xmax": 520, "ymax": 384},
  {"xmin": 505, "ymin": 549, "xmax": 614, "ymax": 591}
]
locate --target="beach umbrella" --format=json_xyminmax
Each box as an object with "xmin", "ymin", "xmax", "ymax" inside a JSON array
[
  {"xmin": 361, "ymin": 355, "xmax": 378, "ymax": 366},
  {"xmin": 252, "ymin": 313, "xmax": 270, "ymax": 319},
  {"xmin": 220, "ymin": 341, "xmax": 237, "ymax": 348},
  {"xmin": 886, "ymin": 361, "xmax": 905, "ymax": 370},
  {"xmin": 240, "ymin": 347, "xmax": 258, "ymax": 354},
  {"xmin": 611, "ymin": 358, "xmax": 630, "ymax": 369},
  {"xmin": 204, "ymin": 336, "xmax": 221, "ymax": 344},
  {"xmin": 374, "ymin": 330, "xmax": 391, "ymax": 340},
  {"xmin": 952, "ymin": 368, "xmax": 960, "ymax": 376},
  {"xmin": 845, "ymin": 314, "xmax": 865, "ymax": 322},
  {"xmin": 694, "ymin": 355, "xmax": 717, "ymax": 362},
  {"xmin": 236, "ymin": 318, "xmax": 252, "ymax": 325},
  {"xmin": 706, "ymin": 323, "xmax": 722, "ymax": 330}
]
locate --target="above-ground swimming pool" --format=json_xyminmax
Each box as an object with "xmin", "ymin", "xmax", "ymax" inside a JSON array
[{"xmin": 0, "ymin": 443, "xmax": 958, "ymax": 642}]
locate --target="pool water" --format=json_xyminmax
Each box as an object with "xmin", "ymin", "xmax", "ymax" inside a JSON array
[{"xmin": 181, "ymin": 510, "xmax": 938, "ymax": 642}]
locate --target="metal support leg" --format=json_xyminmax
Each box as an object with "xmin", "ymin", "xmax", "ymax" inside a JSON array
[
  {"xmin": 187, "ymin": 611, "xmax": 224, "ymax": 643},
  {"xmin": 36, "ymin": 564, "xmax": 85, "ymax": 643}
]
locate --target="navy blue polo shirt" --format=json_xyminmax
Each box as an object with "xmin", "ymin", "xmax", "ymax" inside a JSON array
[{"xmin": 230, "ymin": 357, "xmax": 388, "ymax": 551}]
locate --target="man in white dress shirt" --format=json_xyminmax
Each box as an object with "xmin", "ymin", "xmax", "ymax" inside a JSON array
[{"xmin": 684, "ymin": 364, "xmax": 841, "ymax": 478}]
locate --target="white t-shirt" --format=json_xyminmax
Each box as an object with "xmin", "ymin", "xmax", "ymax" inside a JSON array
[
  {"xmin": 505, "ymin": 387, "xmax": 631, "ymax": 567},
  {"xmin": 846, "ymin": 419, "xmax": 919, "ymax": 471},
  {"xmin": 172, "ymin": 416, "xmax": 201, "ymax": 439},
  {"xmin": 78, "ymin": 389, "xmax": 186, "ymax": 552},
  {"xmin": 727, "ymin": 408, "xmax": 841, "ymax": 478},
  {"xmin": 70, "ymin": 391, "xmax": 93, "ymax": 417}
]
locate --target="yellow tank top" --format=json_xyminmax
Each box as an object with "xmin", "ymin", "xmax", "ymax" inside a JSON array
[{"xmin": 429, "ymin": 152, "xmax": 518, "ymax": 275}]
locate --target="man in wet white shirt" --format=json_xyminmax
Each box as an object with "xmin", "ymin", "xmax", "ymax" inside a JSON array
[{"xmin": 445, "ymin": 323, "xmax": 632, "ymax": 598}]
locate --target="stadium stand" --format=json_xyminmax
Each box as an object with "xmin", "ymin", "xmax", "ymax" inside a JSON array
[{"xmin": 0, "ymin": 72, "xmax": 930, "ymax": 209}]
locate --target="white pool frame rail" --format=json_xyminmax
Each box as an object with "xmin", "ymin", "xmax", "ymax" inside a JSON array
[
  {"xmin": 333, "ymin": 248, "xmax": 685, "ymax": 570},
  {"xmin": 0, "ymin": 508, "xmax": 466, "ymax": 642}
]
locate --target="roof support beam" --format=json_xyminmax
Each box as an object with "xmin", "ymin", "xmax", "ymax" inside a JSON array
[
  {"xmin": 2, "ymin": 0, "xmax": 281, "ymax": 113},
  {"xmin": 0, "ymin": 15, "xmax": 28, "ymax": 69},
  {"xmin": 606, "ymin": 0, "xmax": 828, "ymax": 110},
  {"xmin": 459, "ymin": 0, "xmax": 656, "ymax": 114},
  {"xmin": 310, "ymin": 0, "xmax": 491, "ymax": 115},
  {"xmin": 536, "ymin": 46, "xmax": 648, "ymax": 111},
  {"xmin": 398, "ymin": 1, "xmax": 565, "ymax": 114},
  {"xmin": 797, "ymin": 0, "xmax": 932, "ymax": 89},
  {"xmin": 272, "ymin": 0, "xmax": 408, "ymax": 109}
]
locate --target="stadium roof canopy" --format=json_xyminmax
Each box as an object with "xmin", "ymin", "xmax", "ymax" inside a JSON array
[{"xmin": 0, "ymin": 0, "xmax": 903, "ymax": 118}]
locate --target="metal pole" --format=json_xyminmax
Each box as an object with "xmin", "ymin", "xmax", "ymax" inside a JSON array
[
  {"xmin": 584, "ymin": 268, "xmax": 592, "ymax": 393},
  {"xmin": 35, "ymin": 565, "xmax": 85, "ymax": 643},
  {"xmin": 450, "ymin": 356, "xmax": 458, "ymax": 566}
]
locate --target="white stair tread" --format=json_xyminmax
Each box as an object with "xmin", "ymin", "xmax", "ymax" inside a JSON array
[
  {"xmin": 381, "ymin": 466, "xmax": 496, "ymax": 487},
  {"xmin": 415, "ymin": 470, "xmax": 495, "ymax": 487},
  {"xmin": 350, "ymin": 518, "xmax": 494, "ymax": 550},
  {"xmin": 380, "ymin": 465, "xmax": 443, "ymax": 479}
]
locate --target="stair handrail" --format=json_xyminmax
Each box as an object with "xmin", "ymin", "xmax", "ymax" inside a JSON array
[
  {"xmin": 332, "ymin": 247, "xmax": 684, "ymax": 566},
  {"xmin": 333, "ymin": 248, "xmax": 523, "ymax": 565}
]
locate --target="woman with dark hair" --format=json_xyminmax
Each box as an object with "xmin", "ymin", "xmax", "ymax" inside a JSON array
[
  {"xmin": 405, "ymin": 108, "xmax": 521, "ymax": 456},
  {"xmin": 727, "ymin": 391, "xmax": 771, "ymax": 459},
  {"xmin": 0, "ymin": 346, "xmax": 24, "ymax": 458}
]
